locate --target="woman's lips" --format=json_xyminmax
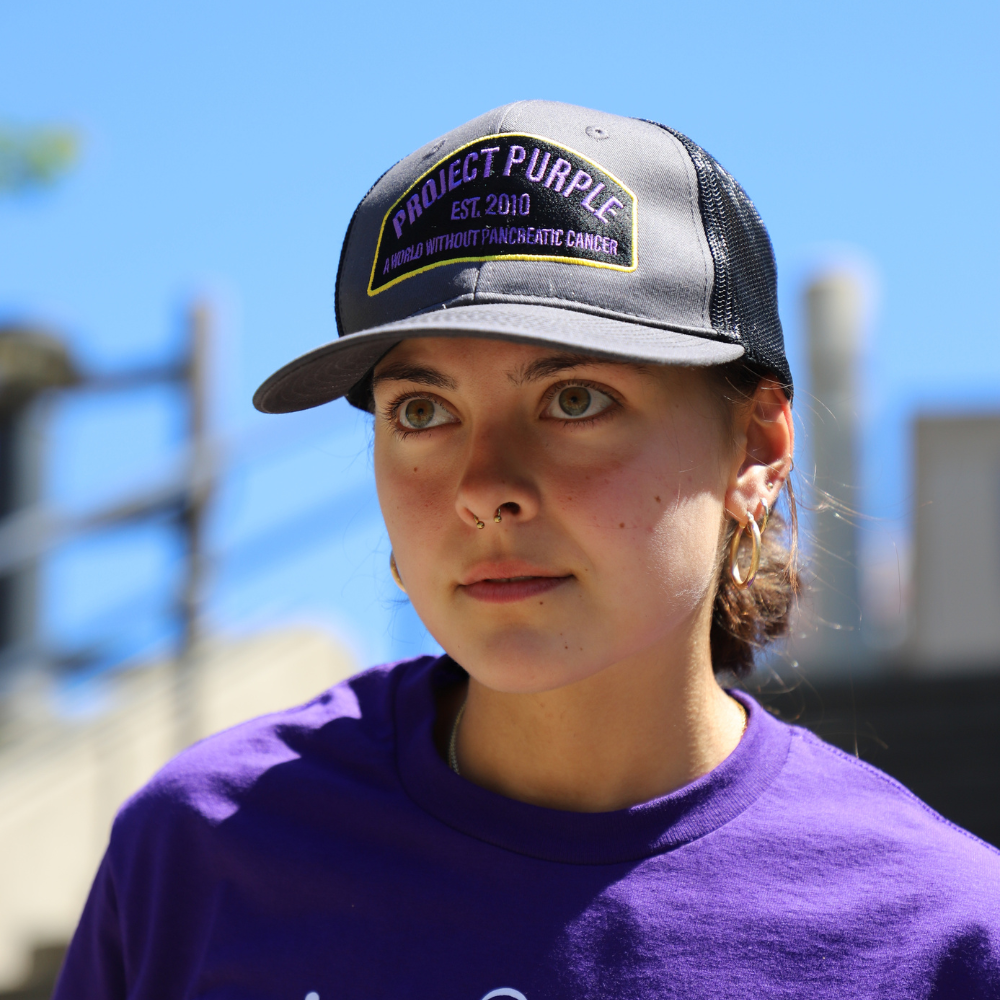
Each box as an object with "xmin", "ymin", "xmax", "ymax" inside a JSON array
[{"xmin": 460, "ymin": 575, "xmax": 572, "ymax": 604}]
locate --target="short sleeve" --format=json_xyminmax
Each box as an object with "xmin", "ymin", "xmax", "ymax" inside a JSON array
[{"xmin": 52, "ymin": 852, "xmax": 126, "ymax": 1000}]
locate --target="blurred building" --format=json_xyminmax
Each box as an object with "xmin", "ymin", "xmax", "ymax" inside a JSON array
[
  {"xmin": 910, "ymin": 415, "xmax": 1000, "ymax": 671},
  {"xmin": 798, "ymin": 273, "xmax": 864, "ymax": 669},
  {"xmin": 0, "ymin": 628, "xmax": 356, "ymax": 995}
]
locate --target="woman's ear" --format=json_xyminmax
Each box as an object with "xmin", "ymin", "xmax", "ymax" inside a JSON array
[{"xmin": 725, "ymin": 379, "xmax": 794, "ymax": 524}]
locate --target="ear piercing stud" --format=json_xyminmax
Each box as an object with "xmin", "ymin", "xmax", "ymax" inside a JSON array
[{"xmin": 494, "ymin": 507, "xmax": 503, "ymax": 523}]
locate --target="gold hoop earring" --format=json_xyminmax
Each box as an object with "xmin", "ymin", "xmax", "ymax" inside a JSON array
[
  {"xmin": 758, "ymin": 500, "xmax": 770, "ymax": 534},
  {"xmin": 494, "ymin": 506, "xmax": 503, "ymax": 523},
  {"xmin": 729, "ymin": 516, "xmax": 761, "ymax": 589},
  {"xmin": 389, "ymin": 552, "xmax": 406, "ymax": 593}
]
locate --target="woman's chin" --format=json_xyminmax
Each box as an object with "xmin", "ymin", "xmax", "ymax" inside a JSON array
[{"xmin": 451, "ymin": 631, "xmax": 610, "ymax": 695}]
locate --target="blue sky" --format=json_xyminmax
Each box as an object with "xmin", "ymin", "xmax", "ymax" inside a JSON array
[{"xmin": 1, "ymin": 0, "xmax": 997, "ymax": 670}]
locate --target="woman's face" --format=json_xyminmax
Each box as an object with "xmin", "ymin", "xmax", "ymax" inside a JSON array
[{"xmin": 372, "ymin": 337, "xmax": 743, "ymax": 694}]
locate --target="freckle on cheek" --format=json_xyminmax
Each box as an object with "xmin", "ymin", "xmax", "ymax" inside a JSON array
[
  {"xmin": 619, "ymin": 522, "xmax": 625, "ymax": 528},
  {"xmin": 413, "ymin": 467, "xmax": 418, "ymax": 473},
  {"xmin": 655, "ymin": 496, "xmax": 661, "ymax": 503}
]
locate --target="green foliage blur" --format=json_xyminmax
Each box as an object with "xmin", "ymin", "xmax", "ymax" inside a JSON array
[{"xmin": 0, "ymin": 125, "xmax": 78, "ymax": 194}]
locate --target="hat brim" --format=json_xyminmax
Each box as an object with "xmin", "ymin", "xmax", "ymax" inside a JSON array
[{"xmin": 252, "ymin": 303, "xmax": 745, "ymax": 414}]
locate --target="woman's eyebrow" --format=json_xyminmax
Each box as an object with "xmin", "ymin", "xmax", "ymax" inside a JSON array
[
  {"xmin": 509, "ymin": 353, "xmax": 631, "ymax": 385},
  {"xmin": 371, "ymin": 362, "xmax": 457, "ymax": 391}
]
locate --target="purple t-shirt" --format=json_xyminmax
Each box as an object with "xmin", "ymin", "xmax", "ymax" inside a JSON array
[{"xmin": 55, "ymin": 655, "xmax": 1000, "ymax": 999}]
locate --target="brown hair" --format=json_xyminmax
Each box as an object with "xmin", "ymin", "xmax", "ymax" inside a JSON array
[{"xmin": 708, "ymin": 362, "xmax": 800, "ymax": 678}]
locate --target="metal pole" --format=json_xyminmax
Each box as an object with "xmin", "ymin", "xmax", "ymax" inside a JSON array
[
  {"xmin": 0, "ymin": 329, "xmax": 76, "ymax": 671},
  {"xmin": 174, "ymin": 300, "xmax": 212, "ymax": 751},
  {"xmin": 0, "ymin": 405, "xmax": 35, "ymax": 653}
]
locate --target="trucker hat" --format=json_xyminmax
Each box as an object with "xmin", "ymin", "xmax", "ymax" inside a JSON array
[{"xmin": 253, "ymin": 100, "xmax": 792, "ymax": 414}]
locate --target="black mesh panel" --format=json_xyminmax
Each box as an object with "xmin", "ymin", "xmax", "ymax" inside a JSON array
[{"xmin": 640, "ymin": 121, "xmax": 792, "ymax": 396}]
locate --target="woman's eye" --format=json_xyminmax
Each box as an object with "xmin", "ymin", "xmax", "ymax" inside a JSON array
[
  {"xmin": 546, "ymin": 385, "xmax": 614, "ymax": 421},
  {"xmin": 397, "ymin": 397, "xmax": 455, "ymax": 431}
]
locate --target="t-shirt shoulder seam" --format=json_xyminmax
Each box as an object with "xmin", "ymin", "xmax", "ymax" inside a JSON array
[
  {"xmin": 116, "ymin": 659, "xmax": 424, "ymax": 828},
  {"xmin": 793, "ymin": 728, "xmax": 1000, "ymax": 858},
  {"xmin": 179, "ymin": 659, "xmax": 411, "ymax": 746}
]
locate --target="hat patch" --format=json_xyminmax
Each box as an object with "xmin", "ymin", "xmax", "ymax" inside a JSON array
[{"xmin": 368, "ymin": 133, "xmax": 637, "ymax": 296}]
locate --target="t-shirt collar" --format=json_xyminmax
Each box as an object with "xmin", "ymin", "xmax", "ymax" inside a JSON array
[{"xmin": 394, "ymin": 656, "xmax": 791, "ymax": 865}]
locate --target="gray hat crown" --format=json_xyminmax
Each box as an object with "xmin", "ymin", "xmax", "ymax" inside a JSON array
[{"xmin": 254, "ymin": 101, "xmax": 789, "ymax": 414}]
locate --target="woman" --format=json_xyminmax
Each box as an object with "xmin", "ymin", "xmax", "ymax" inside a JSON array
[{"xmin": 57, "ymin": 102, "xmax": 999, "ymax": 999}]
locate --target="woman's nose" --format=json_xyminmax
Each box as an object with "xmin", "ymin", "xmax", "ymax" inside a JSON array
[{"xmin": 454, "ymin": 430, "xmax": 540, "ymax": 530}]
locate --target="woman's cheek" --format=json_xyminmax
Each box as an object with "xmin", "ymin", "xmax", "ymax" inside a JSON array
[
  {"xmin": 377, "ymin": 439, "xmax": 441, "ymax": 515},
  {"xmin": 651, "ymin": 493, "xmax": 724, "ymax": 599},
  {"xmin": 558, "ymin": 447, "xmax": 720, "ymax": 597},
  {"xmin": 548, "ymin": 446, "xmax": 674, "ymax": 535},
  {"xmin": 379, "ymin": 462, "xmax": 466, "ymax": 598}
]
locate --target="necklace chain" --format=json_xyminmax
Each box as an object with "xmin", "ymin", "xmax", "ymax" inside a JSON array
[
  {"xmin": 447, "ymin": 700, "xmax": 466, "ymax": 775},
  {"xmin": 737, "ymin": 700, "xmax": 748, "ymax": 734}
]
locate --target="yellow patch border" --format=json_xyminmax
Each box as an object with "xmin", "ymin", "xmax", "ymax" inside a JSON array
[{"xmin": 367, "ymin": 132, "xmax": 639, "ymax": 297}]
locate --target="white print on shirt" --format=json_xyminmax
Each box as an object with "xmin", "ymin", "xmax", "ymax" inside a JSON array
[
  {"xmin": 480, "ymin": 990, "xmax": 527, "ymax": 1000},
  {"xmin": 304, "ymin": 992, "xmax": 319, "ymax": 1000}
]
